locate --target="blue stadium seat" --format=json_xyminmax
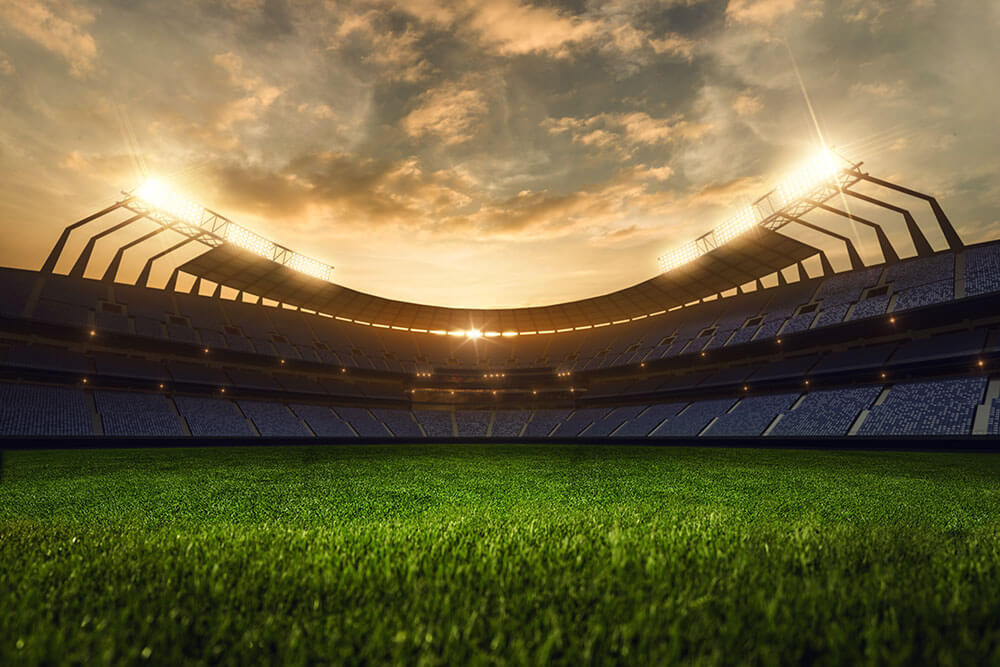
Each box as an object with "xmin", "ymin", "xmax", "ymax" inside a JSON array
[
  {"xmin": 523, "ymin": 409, "xmax": 570, "ymax": 437},
  {"xmin": 894, "ymin": 280, "xmax": 953, "ymax": 311},
  {"xmin": 414, "ymin": 410, "xmax": 454, "ymax": 438},
  {"xmin": 371, "ymin": 408, "xmax": 423, "ymax": 437},
  {"xmin": 653, "ymin": 399, "xmax": 735, "ymax": 436},
  {"xmin": 173, "ymin": 395, "xmax": 255, "ymax": 436},
  {"xmin": 858, "ymin": 377, "xmax": 986, "ymax": 436},
  {"xmin": 335, "ymin": 406, "xmax": 390, "ymax": 437},
  {"xmin": 491, "ymin": 410, "xmax": 531, "ymax": 438},
  {"xmin": 289, "ymin": 404, "xmax": 356, "ymax": 436},
  {"xmin": 0, "ymin": 382, "xmax": 92, "ymax": 436},
  {"xmin": 964, "ymin": 244, "xmax": 1000, "ymax": 297},
  {"xmin": 95, "ymin": 391, "xmax": 184, "ymax": 436},
  {"xmin": 705, "ymin": 393, "xmax": 800, "ymax": 436},
  {"xmin": 238, "ymin": 400, "xmax": 309, "ymax": 437},
  {"xmin": 455, "ymin": 410, "xmax": 492, "ymax": 437},
  {"xmin": 611, "ymin": 403, "xmax": 685, "ymax": 437},
  {"xmin": 769, "ymin": 386, "xmax": 881, "ymax": 436}
]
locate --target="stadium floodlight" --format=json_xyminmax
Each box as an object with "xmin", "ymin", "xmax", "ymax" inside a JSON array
[
  {"xmin": 225, "ymin": 224, "xmax": 276, "ymax": 260},
  {"xmin": 714, "ymin": 206, "xmax": 760, "ymax": 245},
  {"xmin": 657, "ymin": 149, "xmax": 844, "ymax": 274},
  {"xmin": 658, "ymin": 240, "xmax": 700, "ymax": 273},
  {"xmin": 127, "ymin": 179, "xmax": 335, "ymax": 282},
  {"xmin": 774, "ymin": 150, "xmax": 840, "ymax": 207},
  {"xmin": 134, "ymin": 179, "xmax": 205, "ymax": 225},
  {"xmin": 286, "ymin": 253, "xmax": 333, "ymax": 282},
  {"xmin": 466, "ymin": 329, "xmax": 483, "ymax": 339}
]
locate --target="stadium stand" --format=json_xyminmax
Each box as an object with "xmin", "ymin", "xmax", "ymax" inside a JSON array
[
  {"xmin": 371, "ymin": 408, "xmax": 423, "ymax": 437},
  {"xmin": 768, "ymin": 387, "xmax": 883, "ymax": 436},
  {"xmin": 332, "ymin": 406, "xmax": 387, "ymax": 437},
  {"xmin": 0, "ymin": 382, "xmax": 92, "ymax": 436},
  {"xmin": 95, "ymin": 391, "xmax": 185, "ymax": 436},
  {"xmin": 4, "ymin": 235, "xmax": 1000, "ymax": 442},
  {"xmin": 653, "ymin": 399, "xmax": 736, "ymax": 436},
  {"xmin": 238, "ymin": 400, "xmax": 309, "ymax": 437},
  {"xmin": 705, "ymin": 393, "xmax": 800, "ymax": 436},
  {"xmin": 455, "ymin": 410, "xmax": 492, "ymax": 437},
  {"xmin": 490, "ymin": 410, "xmax": 531, "ymax": 438},
  {"xmin": 173, "ymin": 395, "xmax": 255, "ymax": 437},
  {"xmin": 611, "ymin": 403, "xmax": 686, "ymax": 437},
  {"xmin": 289, "ymin": 404, "xmax": 356, "ymax": 437},
  {"xmin": 857, "ymin": 378, "xmax": 986, "ymax": 436},
  {"xmin": 414, "ymin": 410, "xmax": 455, "ymax": 438}
]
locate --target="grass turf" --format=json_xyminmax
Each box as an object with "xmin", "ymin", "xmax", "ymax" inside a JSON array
[{"xmin": 1, "ymin": 444, "xmax": 999, "ymax": 665}]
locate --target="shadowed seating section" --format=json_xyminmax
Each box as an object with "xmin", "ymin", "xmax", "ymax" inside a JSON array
[
  {"xmin": 238, "ymin": 400, "xmax": 309, "ymax": 436},
  {"xmin": 611, "ymin": 403, "xmax": 686, "ymax": 437},
  {"xmin": 371, "ymin": 408, "xmax": 423, "ymax": 436},
  {"xmin": 173, "ymin": 395, "xmax": 255, "ymax": 437},
  {"xmin": 414, "ymin": 410, "xmax": 455, "ymax": 438},
  {"xmin": 705, "ymin": 393, "xmax": 800, "ymax": 436},
  {"xmin": 334, "ymin": 406, "xmax": 388, "ymax": 437},
  {"xmin": 289, "ymin": 404, "xmax": 356, "ymax": 437},
  {"xmin": 455, "ymin": 410, "xmax": 492, "ymax": 437},
  {"xmin": 0, "ymin": 382, "xmax": 92, "ymax": 436},
  {"xmin": 95, "ymin": 391, "xmax": 184, "ymax": 436},
  {"xmin": 653, "ymin": 398, "xmax": 736, "ymax": 436},
  {"xmin": 490, "ymin": 410, "xmax": 531, "ymax": 438},
  {"xmin": 524, "ymin": 409, "xmax": 570, "ymax": 437}
]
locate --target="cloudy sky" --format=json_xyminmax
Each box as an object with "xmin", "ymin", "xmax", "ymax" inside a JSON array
[{"xmin": 0, "ymin": 0, "xmax": 996, "ymax": 308}]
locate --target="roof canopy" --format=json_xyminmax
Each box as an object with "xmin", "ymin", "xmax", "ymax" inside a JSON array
[{"xmin": 178, "ymin": 226, "xmax": 821, "ymax": 332}]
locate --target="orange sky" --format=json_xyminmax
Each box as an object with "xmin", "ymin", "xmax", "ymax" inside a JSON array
[{"xmin": 0, "ymin": 0, "xmax": 996, "ymax": 308}]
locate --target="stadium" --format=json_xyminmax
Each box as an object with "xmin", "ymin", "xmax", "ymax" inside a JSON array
[
  {"xmin": 2, "ymin": 1, "xmax": 999, "ymax": 664},
  {"xmin": 2, "ymin": 152, "xmax": 999, "ymax": 444}
]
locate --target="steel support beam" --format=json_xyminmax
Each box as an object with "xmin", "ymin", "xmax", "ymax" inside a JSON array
[
  {"xmin": 780, "ymin": 213, "xmax": 866, "ymax": 271},
  {"xmin": 804, "ymin": 199, "xmax": 900, "ymax": 264},
  {"xmin": 848, "ymin": 171, "xmax": 963, "ymax": 250},
  {"xmin": 101, "ymin": 226, "xmax": 170, "ymax": 283},
  {"xmin": 842, "ymin": 188, "xmax": 935, "ymax": 257},
  {"xmin": 69, "ymin": 214, "xmax": 144, "ymax": 279},
  {"xmin": 41, "ymin": 201, "xmax": 124, "ymax": 274},
  {"xmin": 136, "ymin": 238, "xmax": 198, "ymax": 288}
]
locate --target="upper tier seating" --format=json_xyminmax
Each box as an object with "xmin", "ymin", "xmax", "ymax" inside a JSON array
[
  {"xmin": 0, "ymin": 244, "xmax": 984, "ymax": 378},
  {"xmin": 965, "ymin": 244, "xmax": 1000, "ymax": 297}
]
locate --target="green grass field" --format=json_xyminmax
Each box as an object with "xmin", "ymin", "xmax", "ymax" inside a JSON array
[{"xmin": 1, "ymin": 444, "xmax": 999, "ymax": 665}]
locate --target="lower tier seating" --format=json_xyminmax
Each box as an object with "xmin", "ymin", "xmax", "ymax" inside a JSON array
[{"xmin": 1, "ymin": 374, "xmax": 996, "ymax": 438}]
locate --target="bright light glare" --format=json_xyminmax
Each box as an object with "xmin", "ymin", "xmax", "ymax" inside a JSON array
[
  {"xmin": 714, "ymin": 205, "xmax": 760, "ymax": 245},
  {"xmin": 131, "ymin": 178, "xmax": 335, "ymax": 281},
  {"xmin": 465, "ymin": 329, "xmax": 483, "ymax": 339},
  {"xmin": 287, "ymin": 253, "xmax": 332, "ymax": 281},
  {"xmin": 658, "ymin": 149, "xmax": 844, "ymax": 274},
  {"xmin": 225, "ymin": 224, "xmax": 275, "ymax": 259},
  {"xmin": 658, "ymin": 240, "xmax": 699, "ymax": 273},
  {"xmin": 134, "ymin": 179, "xmax": 204, "ymax": 225},
  {"xmin": 775, "ymin": 150, "xmax": 840, "ymax": 207}
]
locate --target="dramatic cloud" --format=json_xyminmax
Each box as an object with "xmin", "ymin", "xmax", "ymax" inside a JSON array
[
  {"xmin": 403, "ymin": 80, "xmax": 491, "ymax": 145},
  {"xmin": 0, "ymin": 0, "xmax": 98, "ymax": 76},
  {"xmin": 0, "ymin": 0, "xmax": 995, "ymax": 307}
]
